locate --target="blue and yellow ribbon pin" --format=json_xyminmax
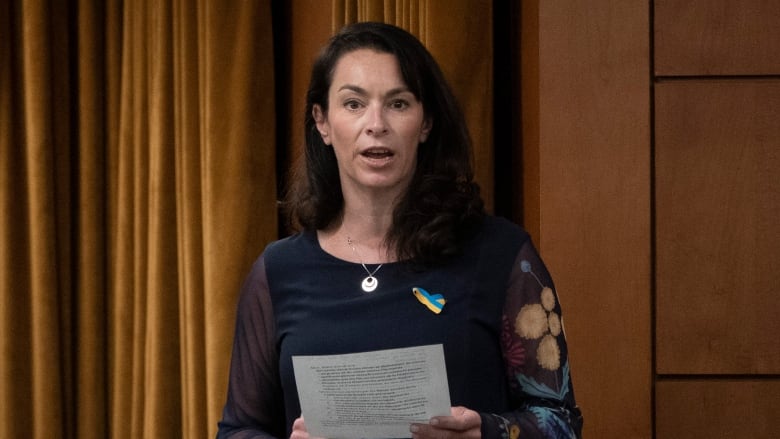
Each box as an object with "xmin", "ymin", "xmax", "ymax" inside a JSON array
[{"xmin": 413, "ymin": 287, "xmax": 446, "ymax": 314}]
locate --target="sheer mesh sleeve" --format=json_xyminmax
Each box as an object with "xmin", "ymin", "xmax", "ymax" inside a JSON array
[
  {"xmin": 480, "ymin": 239, "xmax": 583, "ymax": 439},
  {"xmin": 217, "ymin": 255, "xmax": 285, "ymax": 439}
]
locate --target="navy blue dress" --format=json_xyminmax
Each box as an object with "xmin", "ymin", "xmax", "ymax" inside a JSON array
[{"xmin": 217, "ymin": 216, "xmax": 582, "ymax": 438}]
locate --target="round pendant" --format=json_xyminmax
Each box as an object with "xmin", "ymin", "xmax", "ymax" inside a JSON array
[{"xmin": 361, "ymin": 276, "xmax": 378, "ymax": 292}]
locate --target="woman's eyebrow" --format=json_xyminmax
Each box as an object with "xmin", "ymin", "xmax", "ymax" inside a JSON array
[{"xmin": 336, "ymin": 84, "xmax": 412, "ymax": 97}]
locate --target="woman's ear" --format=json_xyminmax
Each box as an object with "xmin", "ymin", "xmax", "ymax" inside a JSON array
[
  {"xmin": 312, "ymin": 104, "xmax": 331, "ymax": 145},
  {"xmin": 419, "ymin": 118, "xmax": 432, "ymax": 143}
]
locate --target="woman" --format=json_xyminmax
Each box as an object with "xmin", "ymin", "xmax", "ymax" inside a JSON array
[{"xmin": 217, "ymin": 22, "xmax": 582, "ymax": 439}]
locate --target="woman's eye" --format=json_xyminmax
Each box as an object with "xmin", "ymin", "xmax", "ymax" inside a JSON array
[
  {"xmin": 389, "ymin": 99, "xmax": 409, "ymax": 110},
  {"xmin": 344, "ymin": 100, "xmax": 362, "ymax": 110}
]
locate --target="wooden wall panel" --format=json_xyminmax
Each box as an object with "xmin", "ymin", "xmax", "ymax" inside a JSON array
[
  {"xmin": 655, "ymin": 80, "xmax": 780, "ymax": 374},
  {"xmin": 656, "ymin": 379, "xmax": 780, "ymax": 438},
  {"xmin": 654, "ymin": 0, "xmax": 780, "ymax": 75},
  {"xmin": 522, "ymin": 2, "xmax": 651, "ymax": 437}
]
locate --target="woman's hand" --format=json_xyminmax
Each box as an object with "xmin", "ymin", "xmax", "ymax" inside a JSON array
[
  {"xmin": 410, "ymin": 406, "xmax": 481, "ymax": 439},
  {"xmin": 290, "ymin": 416, "xmax": 326, "ymax": 439}
]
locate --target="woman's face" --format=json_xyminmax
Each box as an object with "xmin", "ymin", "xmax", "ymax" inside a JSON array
[{"xmin": 313, "ymin": 49, "xmax": 431, "ymax": 201}]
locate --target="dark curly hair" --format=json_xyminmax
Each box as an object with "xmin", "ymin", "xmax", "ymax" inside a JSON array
[{"xmin": 284, "ymin": 21, "xmax": 484, "ymax": 267}]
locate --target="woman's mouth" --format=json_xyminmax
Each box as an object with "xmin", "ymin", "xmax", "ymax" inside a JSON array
[{"xmin": 361, "ymin": 148, "xmax": 393, "ymax": 159}]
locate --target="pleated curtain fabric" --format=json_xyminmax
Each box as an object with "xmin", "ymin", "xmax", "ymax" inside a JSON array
[
  {"xmin": 1, "ymin": 1, "xmax": 278, "ymax": 438},
  {"xmin": 0, "ymin": 0, "xmax": 497, "ymax": 437}
]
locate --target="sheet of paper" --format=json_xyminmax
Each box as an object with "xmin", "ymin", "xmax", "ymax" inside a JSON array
[{"xmin": 292, "ymin": 344, "xmax": 451, "ymax": 439}]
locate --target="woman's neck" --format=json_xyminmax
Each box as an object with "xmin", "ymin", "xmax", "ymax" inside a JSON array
[
  {"xmin": 338, "ymin": 207, "xmax": 394, "ymax": 261},
  {"xmin": 317, "ymin": 202, "xmax": 397, "ymax": 264}
]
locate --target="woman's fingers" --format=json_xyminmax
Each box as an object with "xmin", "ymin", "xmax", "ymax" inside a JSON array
[
  {"xmin": 290, "ymin": 416, "xmax": 309, "ymax": 439},
  {"xmin": 410, "ymin": 406, "xmax": 481, "ymax": 439}
]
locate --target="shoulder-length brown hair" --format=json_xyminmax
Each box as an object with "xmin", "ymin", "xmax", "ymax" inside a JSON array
[{"xmin": 284, "ymin": 21, "xmax": 484, "ymax": 267}]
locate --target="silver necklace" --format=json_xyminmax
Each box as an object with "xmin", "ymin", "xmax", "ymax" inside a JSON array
[{"xmin": 346, "ymin": 236, "xmax": 383, "ymax": 292}]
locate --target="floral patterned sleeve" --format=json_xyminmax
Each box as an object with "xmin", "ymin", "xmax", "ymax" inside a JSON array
[{"xmin": 480, "ymin": 239, "xmax": 583, "ymax": 439}]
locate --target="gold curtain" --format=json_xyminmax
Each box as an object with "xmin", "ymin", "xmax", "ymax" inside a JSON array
[
  {"xmin": 1, "ymin": 1, "xmax": 277, "ymax": 438},
  {"xmin": 1, "ymin": 1, "xmax": 501, "ymax": 438}
]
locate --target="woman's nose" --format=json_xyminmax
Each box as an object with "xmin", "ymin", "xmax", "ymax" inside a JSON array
[{"xmin": 365, "ymin": 105, "xmax": 388, "ymax": 136}]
